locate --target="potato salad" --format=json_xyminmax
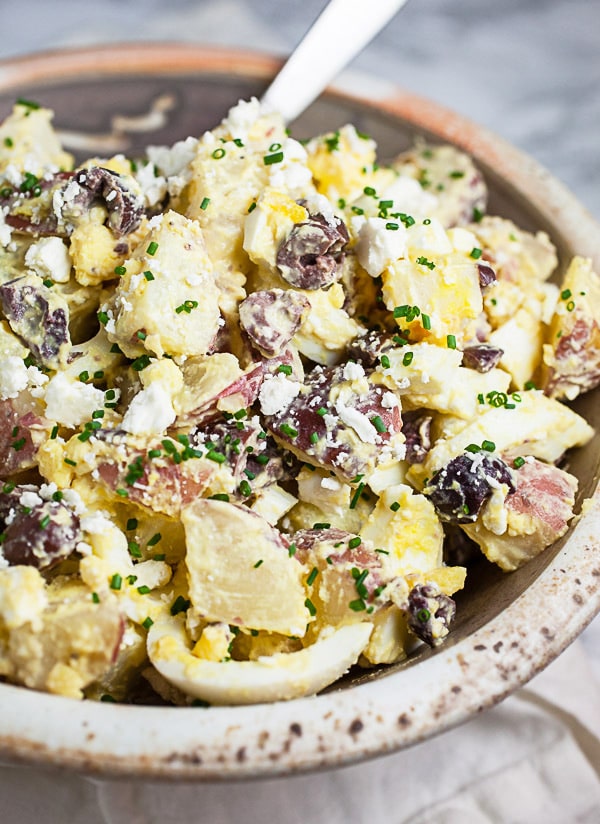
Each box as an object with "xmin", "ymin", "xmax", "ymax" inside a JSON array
[{"xmin": 0, "ymin": 97, "xmax": 598, "ymax": 705}]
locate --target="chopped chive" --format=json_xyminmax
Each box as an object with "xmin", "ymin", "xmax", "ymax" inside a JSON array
[
  {"xmin": 514, "ymin": 456, "xmax": 526, "ymax": 468},
  {"xmin": 309, "ymin": 432, "xmax": 319, "ymax": 445},
  {"xmin": 147, "ymin": 532, "xmax": 162, "ymax": 546},
  {"xmin": 370, "ymin": 415, "xmax": 387, "ymax": 433},
  {"xmin": 304, "ymin": 598, "xmax": 317, "ymax": 617},
  {"xmin": 264, "ymin": 151, "xmax": 284, "ymax": 165},
  {"xmin": 52, "ymin": 490, "xmax": 63, "ymax": 502},
  {"xmin": 380, "ymin": 354, "xmax": 391, "ymax": 369},
  {"xmin": 200, "ymin": 196, "xmax": 210, "ymax": 210},
  {"xmin": 316, "ymin": 406, "xmax": 327, "ymax": 416},
  {"xmin": 349, "ymin": 482, "xmax": 365, "ymax": 510},
  {"xmin": 446, "ymin": 334, "xmax": 457, "ymax": 349},
  {"xmin": 39, "ymin": 514, "xmax": 50, "ymax": 529},
  {"xmin": 288, "ymin": 542, "xmax": 297, "ymax": 557},
  {"xmin": 114, "ymin": 265, "xmax": 126, "ymax": 275},
  {"xmin": 110, "ymin": 573, "xmax": 122, "ymax": 590},
  {"xmin": 421, "ymin": 313, "xmax": 431, "ymax": 330},
  {"xmin": 247, "ymin": 201, "xmax": 257, "ymax": 213},
  {"xmin": 64, "ymin": 457, "xmax": 77, "ymax": 467},
  {"xmin": 277, "ymin": 364, "xmax": 293, "ymax": 375},
  {"xmin": 253, "ymin": 559, "xmax": 264, "ymax": 569},
  {"xmin": 390, "ymin": 501, "xmax": 401, "ymax": 512},
  {"xmin": 280, "ymin": 423, "xmax": 298, "ymax": 438},
  {"xmin": 142, "ymin": 616, "xmax": 154, "ymax": 629},
  {"xmin": 170, "ymin": 595, "xmax": 191, "ymax": 615},
  {"xmin": 206, "ymin": 450, "xmax": 227, "ymax": 463},
  {"xmin": 482, "ymin": 439, "xmax": 496, "ymax": 452},
  {"xmin": 470, "ymin": 247, "xmax": 483, "ymax": 259},
  {"xmin": 126, "ymin": 518, "xmax": 138, "ymax": 531},
  {"xmin": 91, "ymin": 592, "xmax": 100, "ymax": 604},
  {"xmin": 349, "ymin": 599, "xmax": 366, "ymax": 612},
  {"xmin": 239, "ymin": 480, "xmax": 252, "ymax": 497},
  {"xmin": 116, "ymin": 488, "xmax": 129, "ymax": 497},
  {"xmin": 313, "ymin": 522, "xmax": 330, "ymax": 530},
  {"xmin": 131, "ymin": 354, "xmax": 151, "ymax": 371},
  {"xmin": 348, "ymin": 536, "xmax": 361, "ymax": 549},
  {"xmin": 306, "ymin": 567, "xmax": 319, "ymax": 586},
  {"xmin": 97, "ymin": 311, "xmax": 109, "ymax": 326},
  {"xmin": 143, "ymin": 270, "xmax": 155, "ymax": 281},
  {"xmin": 402, "ymin": 351, "xmax": 413, "ymax": 366}
]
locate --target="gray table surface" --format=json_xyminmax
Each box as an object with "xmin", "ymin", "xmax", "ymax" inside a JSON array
[{"xmin": 0, "ymin": 0, "xmax": 598, "ymax": 819}]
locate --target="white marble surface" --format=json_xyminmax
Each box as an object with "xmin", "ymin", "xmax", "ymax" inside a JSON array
[{"xmin": 0, "ymin": 1, "xmax": 599, "ymax": 820}]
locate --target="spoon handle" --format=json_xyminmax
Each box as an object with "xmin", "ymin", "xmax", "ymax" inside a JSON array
[{"xmin": 261, "ymin": 0, "xmax": 409, "ymax": 123}]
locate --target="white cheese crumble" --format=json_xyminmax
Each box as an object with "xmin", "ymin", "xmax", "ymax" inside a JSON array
[
  {"xmin": 259, "ymin": 374, "xmax": 301, "ymax": 416},
  {"xmin": 353, "ymin": 216, "xmax": 407, "ymax": 277},
  {"xmin": 25, "ymin": 236, "xmax": 72, "ymax": 283},
  {"xmin": 121, "ymin": 382, "xmax": 176, "ymax": 436},
  {"xmin": 19, "ymin": 490, "xmax": 43, "ymax": 509},
  {"xmin": 343, "ymin": 361, "xmax": 365, "ymax": 382},
  {"xmin": 44, "ymin": 372, "xmax": 106, "ymax": 428},
  {"xmin": 0, "ymin": 208, "xmax": 13, "ymax": 248},
  {"xmin": 222, "ymin": 97, "xmax": 267, "ymax": 139},
  {"xmin": 381, "ymin": 391, "xmax": 399, "ymax": 409},
  {"xmin": 334, "ymin": 400, "xmax": 377, "ymax": 444},
  {"xmin": 0, "ymin": 355, "xmax": 29, "ymax": 399}
]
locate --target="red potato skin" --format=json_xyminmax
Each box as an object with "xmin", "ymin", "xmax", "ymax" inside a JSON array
[
  {"xmin": 97, "ymin": 453, "xmax": 212, "ymax": 517},
  {"xmin": 0, "ymin": 400, "xmax": 46, "ymax": 479},
  {"xmin": 505, "ymin": 457, "xmax": 577, "ymax": 544}
]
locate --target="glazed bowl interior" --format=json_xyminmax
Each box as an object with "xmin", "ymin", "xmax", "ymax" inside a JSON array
[{"xmin": 0, "ymin": 44, "xmax": 599, "ymax": 780}]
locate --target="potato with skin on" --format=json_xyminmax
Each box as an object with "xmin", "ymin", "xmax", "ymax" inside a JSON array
[
  {"xmin": 408, "ymin": 390, "xmax": 595, "ymax": 488},
  {"xmin": 469, "ymin": 215, "xmax": 558, "ymax": 287},
  {"xmin": 182, "ymin": 499, "xmax": 309, "ymax": 636},
  {"xmin": 292, "ymin": 282, "xmax": 363, "ymax": 366},
  {"xmin": 107, "ymin": 210, "xmax": 221, "ymax": 359},
  {"xmin": 542, "ymin": 256, "xmax": 600, "ymax": 401},
  {"xmin": 462, "ymin": 457, "xmax": 578, "ymax": 571}
]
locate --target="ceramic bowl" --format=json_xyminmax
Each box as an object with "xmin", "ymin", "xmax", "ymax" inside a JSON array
[{"xmin": 0, "ymin": 44, "xmax": 598, "ymax": 780}]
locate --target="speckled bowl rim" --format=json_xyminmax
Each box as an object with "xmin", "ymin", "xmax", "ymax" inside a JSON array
[{"xmin": 0, "ymin": 43, "xmax": 599, "ymax": 780}]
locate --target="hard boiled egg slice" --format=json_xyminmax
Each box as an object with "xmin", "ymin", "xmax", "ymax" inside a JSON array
[{"xmin": 147, "ymin": 616, "xmax": 373, "ymax": 705}]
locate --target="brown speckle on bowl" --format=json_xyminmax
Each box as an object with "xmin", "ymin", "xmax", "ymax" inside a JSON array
[{"xmin": 348, "ymin": 719, "xmax": 364, "ymax": 736}]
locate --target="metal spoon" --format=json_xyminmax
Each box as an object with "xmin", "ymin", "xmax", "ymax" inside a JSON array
[{"xmin": 261, "ymin": 0, "xmax": 409, "ymax": 123}]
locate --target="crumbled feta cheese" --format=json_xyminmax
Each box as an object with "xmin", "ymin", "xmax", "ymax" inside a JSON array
[
  {"xmin": 259, "ymin": 374, "xmax": 301, "ymax": 416},
  {"xmin": 381, "ymin": 391, "xmax": 399, "ymax": 409},
  {"xmin": 44, "ymin": 372, "xmax": 106, "ymax": 428},
  {"xmin": 121, "ymin": 382, "xmax": 176, "ymax": 435},
  {"xmin": 343, "ymin": 361, "xmax": 365, "ymax": 382},
  {"xmin": 268, "ymin": 138, "xmax": 312, "ymax": 194},
  {"xmin": 335, "ymin": 400, "xmax": 377, "ymax": 444},
  {"xmin": 222, "ymin": 97, "xmax": 266, "ymax": 139},
  {"xmin": 0, "ymin": 208, "xmax": 12, "ymax": 248},
  {"xmin": 25, "ymin": 236, "xmax": 72, "ymax": 283},
  {"xmin": 19, "ymin": 490, "xmax": 43, "ymax": 509},
  {"xmin": 0, "ymin": 355, "xmax": 29, "ymax": 399},
  {"xmin": 136, "ymin": 161, "xmax": 167, "ymax": 208},
  {"xmin": 353, "ymin": 217, "xmax": 407, "ymax": 277}
]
